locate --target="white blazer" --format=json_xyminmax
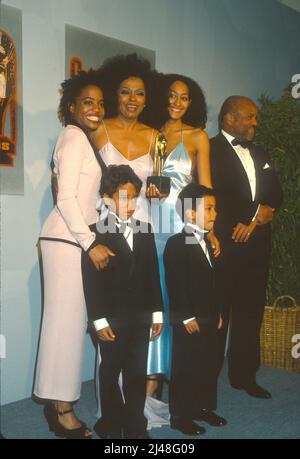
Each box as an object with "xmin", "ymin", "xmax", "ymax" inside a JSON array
[{"xmin": 40, "ymin": 125, "xmax": 102, "ymax": 251}]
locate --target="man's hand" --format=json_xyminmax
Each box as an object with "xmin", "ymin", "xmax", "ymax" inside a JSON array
[
  {"xmin": 89, "ymin": 244, "xmax": 116, "ymax": 270},
  {"xmin": 150, "ymin": 323, "xmax": 163, "ymax": 340},
  {"xmin": 256, "ymin": 205, "xmax": 275, "ymax": 226},
  {"xmin": 184, "ymin": 319, "xmax": 200, "ymax": 335},
  {"xmin": 97, "ymin": 326, "xmax": 116, "ymax": 342},
  {"xmin": 207, "ymin": 230, "xmax": 221, "ymax": 257},
  {"xmin": 232, "ymin": 219, "xmax": 257, "ymax": 243}
]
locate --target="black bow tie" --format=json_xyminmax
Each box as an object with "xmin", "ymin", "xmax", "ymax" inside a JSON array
[
  {"xmin": 185, "ymin": 225, "xmax": 207, "ymax": 242},
  {"xmin": 195, "ymin": 230, "xmax": 207, "ymax": 241},
  {"xmin": 231, "ymin": 138, "xmax": 252, "ymax": 149},
  {"xmin": 106, "ymin": 212, "xmax": 133, "ymax": 234}
]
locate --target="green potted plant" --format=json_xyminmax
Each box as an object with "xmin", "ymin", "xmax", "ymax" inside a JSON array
[
  {"xmin": 255, "ymin": 86, "xmax": 300, "ymax": 371},
  {"xmin": 255, "ymin": 86, "xmax": 300, "ymax": 304}
]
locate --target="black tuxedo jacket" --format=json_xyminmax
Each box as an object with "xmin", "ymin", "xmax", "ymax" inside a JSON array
[
  {"xmin": 164, "ymin": 229, "xmax": 220, "ymax": 325},
  {"xmin": 210, "ymin": 133, "xmax": 283, "ymax": 247},
  {"xmin": 81, "ymin": 218, "xmax": 163, "ymax": 328}
]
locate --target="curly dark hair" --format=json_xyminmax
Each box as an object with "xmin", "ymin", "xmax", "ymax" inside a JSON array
[
  {"xmin": 153, "ymin": 73, "xmax": 207, "ymax": 129},
  {"xmin": 98, "ymin": 53, "xmax": 156, "ymax": 123},
  {"xmin": 100, "ymin": 164, "xmax": 143, "ymax": 197},
  {"xmin": 58, "ymin": 69, "xmax": 104, "ymax": 126}
]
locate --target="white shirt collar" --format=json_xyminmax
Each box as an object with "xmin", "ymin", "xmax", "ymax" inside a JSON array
[
  {"xmin": 186, "ymin": 222, "xmax": 208, "ymax": 236},
  {"xmin": 221, "ymin": 129, "xmax": 235, "ymax": 146},
  {"xmin": 108, "ymin": 211, "xmax": 132, "ymax": 226}
]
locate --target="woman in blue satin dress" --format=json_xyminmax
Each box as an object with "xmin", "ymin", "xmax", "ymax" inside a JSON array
[{"xmin": 146, "ymin": 74, "xmax": 220, "ymax": 398}]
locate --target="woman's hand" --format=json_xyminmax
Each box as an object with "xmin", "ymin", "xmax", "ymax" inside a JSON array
[
  {"xmin": 146, "ymin": 184, "xmax": 168, "ymax": 200},
  {"xmin": 207, "ymin": 230, "xmax": 221, "ymax": 257},
  {"xmin": 150, "ymin": 323, "xmax": 163, "ymax": 340},
  {"xmin": 88, "ymin": 244, "xmax": 116, "ymax": 270}
]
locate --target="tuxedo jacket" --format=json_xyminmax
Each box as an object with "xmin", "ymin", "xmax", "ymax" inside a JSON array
[
  {"xmin": 210, "ymin": 133, "xmax": 283, "ymax": 249},
  {"xmin": 164, "ymin": 229, "xmax": 220, "ymax": 325},
  {"xmin": 81, "ymin": 218, "xmax": 163, "ymax": 329}
]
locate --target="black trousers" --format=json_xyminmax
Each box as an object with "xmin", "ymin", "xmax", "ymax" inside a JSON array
[
  {"xmin": 216, "ymin": 236, "xmax": 271, "ymax": 386},
  {"xmin": 169, "ymin": 322, "xmax": 218, "ymax": 419},
  {"xmin": 98, "ymin": 324, "xmax": 149, "ymax": 436}
]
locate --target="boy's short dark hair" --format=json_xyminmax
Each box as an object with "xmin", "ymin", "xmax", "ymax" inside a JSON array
[
  {"xmin": 100, "ymin": 165, "xmax": 143, "ymax": 197},
  {"xmin": 176, "ymin": 183, "xmax": 216, "ymax": 220}
]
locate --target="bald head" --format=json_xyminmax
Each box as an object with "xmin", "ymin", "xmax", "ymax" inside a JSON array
[{"xmin": 219, "ymin": 95, "xmax": 258, "ymax": 141}]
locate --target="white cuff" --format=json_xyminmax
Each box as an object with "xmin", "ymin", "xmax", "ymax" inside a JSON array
[
  {"xmin": 252, "ymin": 204, "xmax": 260, "ymax": 221},
  {"xmin": 94, "ymin": 318, "xmax": 109, "ymax": 331},
  {"xmin": 183, "ymin": 317, "xmax": 196, "ymax": 325},
  {"xmin": 152, "ymin": 311, "xmax": 163, "ymax": 323}
]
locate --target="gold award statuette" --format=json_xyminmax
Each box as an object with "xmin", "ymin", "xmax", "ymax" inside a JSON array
[{"xmin": 147, "ymin": 133, "xmax": 171, "ymax": 195}]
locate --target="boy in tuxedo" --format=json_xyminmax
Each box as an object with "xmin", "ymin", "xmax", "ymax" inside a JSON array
[
  {"xmin": 82, "ymin": 165, "xmax": 163, "ymax": 439},
  {"xmin": 164, "ymin": 183, "xmax": 226, "ymax": 436}
]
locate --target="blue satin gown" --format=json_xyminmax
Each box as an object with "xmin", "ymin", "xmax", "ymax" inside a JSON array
[{"xmin": 147, "ymin": 130, "xmax": 192, "ymax": 379}]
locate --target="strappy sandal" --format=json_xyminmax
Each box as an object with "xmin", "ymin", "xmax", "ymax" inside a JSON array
[{"xmin": 44, "ymin": 403, "xmax": 92, "ymax": 439}]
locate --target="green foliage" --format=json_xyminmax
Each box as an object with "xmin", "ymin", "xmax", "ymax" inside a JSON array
[{"xmin": 254, "ymin": 86, "xmax": 300, "ymax": 304}]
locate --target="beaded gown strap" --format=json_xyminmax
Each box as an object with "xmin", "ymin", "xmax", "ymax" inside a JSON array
[
  {"xmin": 102, "ymin": 120, "xmax": 110, "ymax": 144},
  {"xmin": 148, "ymin": 129, "xmax": 155, "ymax": 155}
]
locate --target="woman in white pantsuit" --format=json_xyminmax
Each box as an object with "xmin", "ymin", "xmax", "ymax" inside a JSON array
[{"xmin": 34, "ymin": 70, "xmax": 114, "ymax": 439}]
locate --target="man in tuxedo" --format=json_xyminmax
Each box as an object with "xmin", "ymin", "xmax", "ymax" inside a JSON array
[
  {"xmin": 82, "ymin": 165, "xmax": 163, "ymax": 439},
  {"xmin": 210, "ymin": 96, "xmax": 283, "ymax": 399}
]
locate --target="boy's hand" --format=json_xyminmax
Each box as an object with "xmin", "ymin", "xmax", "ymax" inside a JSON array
[
  {"xmin": 217, "ymin": 316, "xmax": 223, "ymax": 330},
  {"xmin": 185, "ymin": 319, "xmax": 200, "ymax": 334},
  {"xmin": 97, "ymin": 326, "xmax": 116, "ymax": 342},
  {"xmin": 89, "ymin": 244, "xmax": 116, "ymax": 270},
  {"xmin": 150, "ymin": 323, "xmax": 163, "ymax": 340}
]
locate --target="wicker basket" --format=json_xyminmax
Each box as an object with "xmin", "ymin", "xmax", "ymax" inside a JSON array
[{"xmin": 260, "ymin": 296, "xmax": 300, "ymax": 372}]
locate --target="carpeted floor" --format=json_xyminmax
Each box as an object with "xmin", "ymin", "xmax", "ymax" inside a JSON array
[{"xmin": 1, "ymin": 362, "xmax": 300, "ymax": 439}]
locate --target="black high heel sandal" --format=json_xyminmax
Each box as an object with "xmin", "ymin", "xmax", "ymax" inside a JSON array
[
  {"xmin": 44, "ymin": 403, "xmax": 92, "ymax": 439},
  {"xmin": 147, "ymin": 375, "xmax": 163, "ymax": 400}
]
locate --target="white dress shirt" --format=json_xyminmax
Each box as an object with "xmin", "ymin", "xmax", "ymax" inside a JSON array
[
  {"xmin": 183, "ymin": 223, "xmax": 212, "ymax": 325},
  {"xmin": 222, "ymin": 130, "xmax": 259, "ymax": 219},
  {"xmin": 94, "ymin": 212, "xmax": 163, "ymax": 331},
  {"xmin": 222, "ymin": 130, "xmax": 256, "ymax": 201}
]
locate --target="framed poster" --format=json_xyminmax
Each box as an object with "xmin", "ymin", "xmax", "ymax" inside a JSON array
[
  {"xmin": 65, "ymin": 24, "xmax": 155, "ymax": 78},
  {"xmin": 0, "ymin": 4, "xmax": 23, "ymax": 195}
]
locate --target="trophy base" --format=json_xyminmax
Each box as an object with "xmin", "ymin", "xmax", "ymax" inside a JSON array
[{"xmin": 147, "ymin": 176, "xmax": 171, "ymax": 196}]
